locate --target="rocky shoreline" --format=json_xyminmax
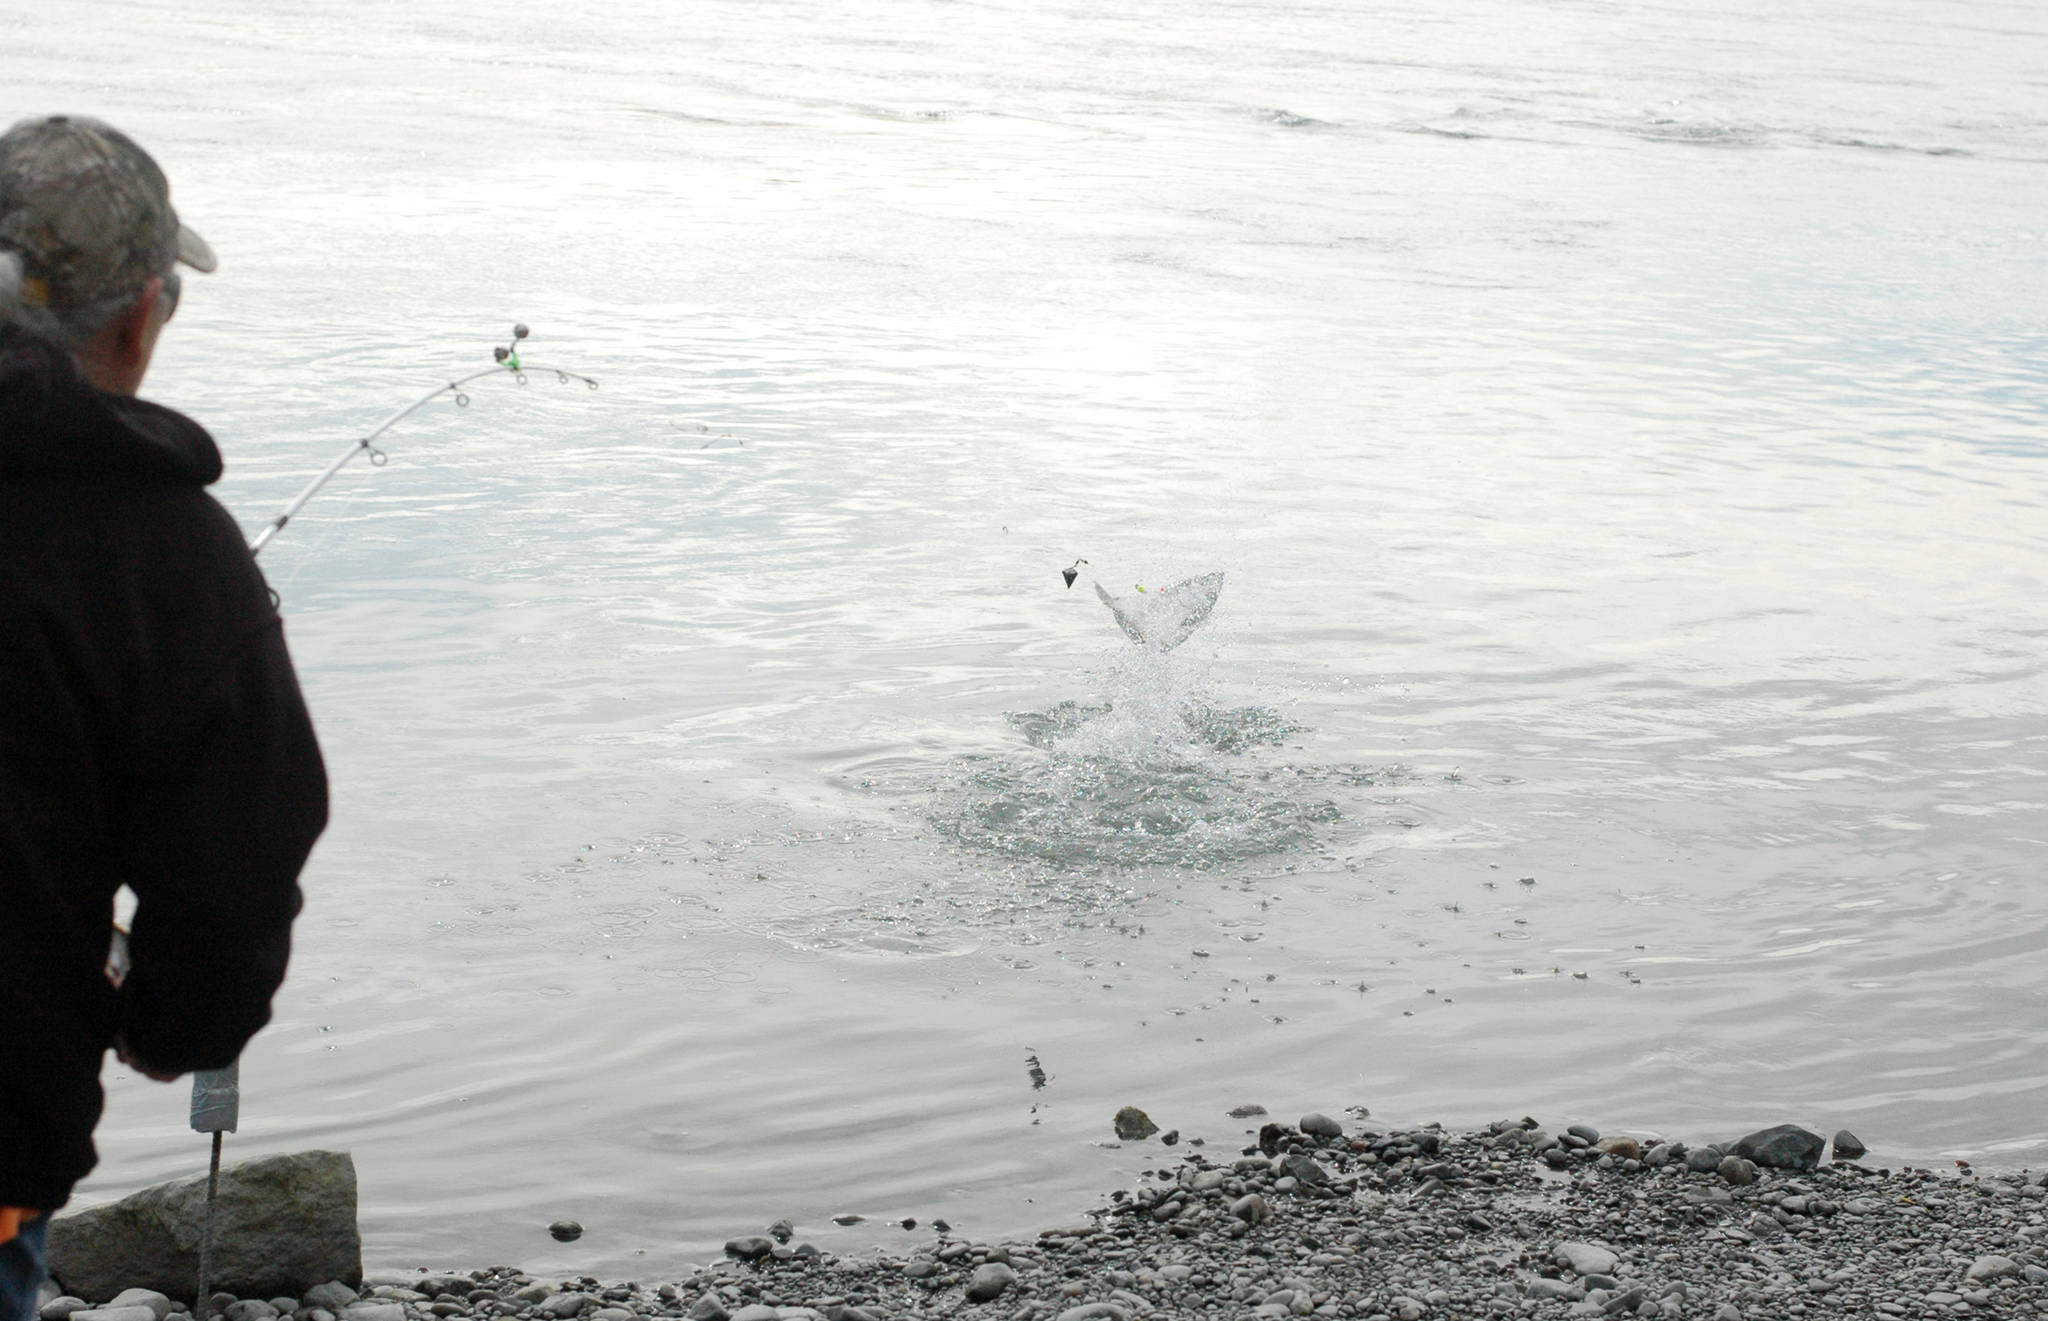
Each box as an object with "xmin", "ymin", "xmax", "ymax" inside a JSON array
[{"xmin": 42, "ymin": 1114, "xmax": 2048, "ymax": 1321}]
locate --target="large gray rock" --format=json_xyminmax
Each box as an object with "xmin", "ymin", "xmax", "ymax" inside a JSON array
[
  {"xmin": 1732, "ymin": 1125, "xmax": 1825, "ymax": 1171},
  {"xmin": 48, "ymin": 1151, "xmax": 361, "ymax": 1302}
]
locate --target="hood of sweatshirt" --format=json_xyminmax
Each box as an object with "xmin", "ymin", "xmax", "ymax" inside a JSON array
[{"xmin": 0, "ymin": 324, "xmax": 221, "ymax": 486}]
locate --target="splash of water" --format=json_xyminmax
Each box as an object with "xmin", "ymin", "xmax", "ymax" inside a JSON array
[{"xmin": 932, "ymin": 646, "xmax": 1340, "ymax": 871}]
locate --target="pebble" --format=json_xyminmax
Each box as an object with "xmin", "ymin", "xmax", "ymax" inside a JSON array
[
  {"xmin": 1112, "ymin": 1106, "xmax": 1158, "ymax": 1140},
  {"xmin": 68, "ymin": 1309, "xmax": 156, "ymax": 1321},
  {"xmin": 301, "ymin": 1287, "xmax": 358, "ymax": 1313},
  {"xmin": 1556, "ymin": 1242, "xmax": 1620, "ymax": 1276},
  {"xmin": 1300, "ymin": 1112, "xmax": 1343, "ymax": 1138},
  {"xmin": 1733, "ymin": 1124, "xmax": 1826, "ymax": 1171},
  {"xmin": 1718, "ymin": 1154, "xmax": 1758, "ymax": 1186},
  {"xmin": 1595, "ymin": 1136, "xmax": 1642, "ymax": 1161},
  {"xmin": 56, "ymin": 1114, "xmax": 2048, "ymax": 1321},
  {"xmin": 1281, "ymin": 1152, "xmax": 1331, "ymax": 1186},
  {"xmin": 337, "ymin": 1306, "xmax": 402, "ymax": 1321},
  {"xmin": 1967, "ymin": 1254, "xmax": 2021, "ymax": 1281},
  {"xmin": 547, "ymin": 1221, "xmax": 582, "ymax": 1243},
  {"xmin": 965, "ymin": 1262, "xmax": 1018, "ymax": 1302},
  {"xmin": 106, "ymin": 1295, "xmax": 171, "ymax": 1321}
]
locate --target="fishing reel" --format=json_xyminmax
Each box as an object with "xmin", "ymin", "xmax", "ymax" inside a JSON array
[{"xmin": 492, "ymin": 323, "xmax": 530, "ymax": 371}]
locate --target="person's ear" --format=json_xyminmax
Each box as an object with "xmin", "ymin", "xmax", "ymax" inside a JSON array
[
  {"xmin": 85, "ymin": 275, "xmax": 167, "ymax": 395},
  {"xmin": 113, "ymin": 275, "xmax": 166, "ymax": 359}
]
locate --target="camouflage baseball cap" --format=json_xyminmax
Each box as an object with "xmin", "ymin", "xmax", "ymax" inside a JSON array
[{"xmin": 0, "ymin": 114, "xmax": 215, "ymax": 316}]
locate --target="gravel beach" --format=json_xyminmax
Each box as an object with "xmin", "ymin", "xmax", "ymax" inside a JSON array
[{"xmin": 47, "ymin": 1115, "xmax": 2048, "ymax": 1321}]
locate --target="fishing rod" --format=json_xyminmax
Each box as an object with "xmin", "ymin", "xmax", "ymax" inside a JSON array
[
  {"xmin": 247, "ymin": 323, "xmax": 599, "ymax": 555},
  {"xmin": 178, "ymin": 325, "xmax": 599, "ymax": 1311}
]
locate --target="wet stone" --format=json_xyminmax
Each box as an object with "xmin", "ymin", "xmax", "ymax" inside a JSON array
[
  {"xmin": 1113, "ymin": 1107, "xmax": 1159, "ymax": 1141},
  {"xmin": 1733, "ymin": 1124, "xmax": 1825, "ymax": 1172},
  {"xmin": 1300, "ymin": 1113, "xmax": 1343, "ymax": 1139},
  {"xmin": 1718, "ymin": 1155, "xmax": 1758, "ymax": 1186}
]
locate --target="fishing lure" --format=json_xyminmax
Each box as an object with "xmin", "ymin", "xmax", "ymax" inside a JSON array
[{"xmin": 247, "ymin": 324, "xmax": 599, "ymax": 555}]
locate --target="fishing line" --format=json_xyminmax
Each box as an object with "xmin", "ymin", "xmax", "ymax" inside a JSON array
[{"xmin": 248, "ymin": 323, "xmax": 599, "ymax": 556}]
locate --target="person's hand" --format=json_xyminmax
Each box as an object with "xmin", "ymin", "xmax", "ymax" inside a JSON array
[{"xmin": 112, "ymin": 1034, "xmax": 182, "ymax": 1083}]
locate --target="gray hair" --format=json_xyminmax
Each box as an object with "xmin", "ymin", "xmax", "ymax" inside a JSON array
[{"xmin": 0, "ymin": 247, "xmax": 157, "ymax": 350}]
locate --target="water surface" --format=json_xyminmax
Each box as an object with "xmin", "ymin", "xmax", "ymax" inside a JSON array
[{"xmin": 13, "ymin": 0, "xmax": 2048, "ymax": 1278}]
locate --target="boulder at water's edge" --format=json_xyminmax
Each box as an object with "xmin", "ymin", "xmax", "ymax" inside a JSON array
[{"xmin": 48, "ymin": 1150, "xmax": 361, "ymax": 1302}]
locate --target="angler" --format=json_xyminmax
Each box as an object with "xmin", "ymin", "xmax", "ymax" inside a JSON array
[{"xmin": 0, "ymin": 115, "xmax": 327, "ymax": 1316}]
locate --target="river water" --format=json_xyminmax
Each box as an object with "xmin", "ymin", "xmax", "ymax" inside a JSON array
[{"xmin": 13, "ymin": 0, "xmax": 2048, "ymax": 1279}]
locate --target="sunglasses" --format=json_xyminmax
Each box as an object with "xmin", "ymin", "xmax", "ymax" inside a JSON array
[{"xmin": 160, "ymin": 268, "xmax": 181, "ymax": 323}]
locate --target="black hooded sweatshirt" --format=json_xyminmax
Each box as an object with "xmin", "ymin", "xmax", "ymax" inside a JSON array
[{"xmin": 0, "ymin": 325, "xmax": 327, "ymax": 1212}]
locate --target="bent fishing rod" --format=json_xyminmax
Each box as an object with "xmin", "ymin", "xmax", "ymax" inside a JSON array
[
  {"xmin": 174, "ymin": 324, "xmax": 597, "ymax": 1311},
  {"xmin": 247, "ymin": 323, "xmax": 599, "ymax": 555}
]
